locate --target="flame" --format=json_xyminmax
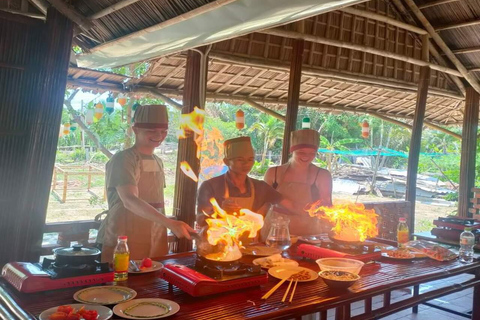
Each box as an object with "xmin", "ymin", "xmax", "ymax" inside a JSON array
[
  {"xmin": 177, "ymin": 107, "xmax": 205, "ymax": 159},
  {"xmin": 305, "ymin": 201, "xmax": 378, "ymax": 242},
  {"xmin": 204, "ymin": 198, "xmax": 264, "ymax": 261},
  {"xmin": 180, "ymin": 161, "xmax": 198, "ymax": 182},
  {"xmin": 199, "ymin": 128, "xmax": 225, "ymax": 181}
]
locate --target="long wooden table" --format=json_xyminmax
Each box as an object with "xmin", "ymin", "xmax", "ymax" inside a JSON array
[{"xmin": 1, "ymin": 251, "xmax": 480, "ymax": 320}]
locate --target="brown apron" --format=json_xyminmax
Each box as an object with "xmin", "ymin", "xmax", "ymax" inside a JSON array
[
  {"xmin": 262, "ymin": 181, "xmax": 321, "ymax": 238},
  {"xmin": 100, "ymin": 154, "xmax": 168, "ymax": 263}
]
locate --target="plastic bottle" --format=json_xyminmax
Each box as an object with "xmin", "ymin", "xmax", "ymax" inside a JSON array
[
  {"xmin": 113, "ymin": 236, "xmax": 130, "ymax": 281},
  {"xmin": 459, "ymin": 227, "xmax": 475, "ymax": 263},
  {"xmin": 397, "ymin": 218, "xmax": 409, "ymax": 248}
]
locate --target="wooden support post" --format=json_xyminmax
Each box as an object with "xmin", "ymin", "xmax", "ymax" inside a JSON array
[
  {"xmin": 405, "ymin": 35, "xmax": 430, "ymax": 234},
  {"xmin": 458, "ymin": 87, "xmax": 479, "ymax": 217},
  {"xmin": 172, "ymin": 47, "xmax": 208, "ymax": 253},
  {"xmin": 281, "ymin": 39, "xmax": 304, "ymax": 163},
  {"xmin": 62, "ymin": 173, "xmax": 68, "ymax": 203},
  {"xmin": 87, "ymin": 165, "xmax": 92, "ymax": 190}
]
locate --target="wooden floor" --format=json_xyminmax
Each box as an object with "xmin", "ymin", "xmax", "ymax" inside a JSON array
[{"xmin": 301, "ymin": 274, "xmax": 474, "ymax": 320}]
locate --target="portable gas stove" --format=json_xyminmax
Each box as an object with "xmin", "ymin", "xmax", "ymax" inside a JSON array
[
  {"xmin": 296, "ymin": 234, "xmax": 382, "ymax": 262},
  {"xmin": 431, "ymin": 217, "xmax": 480, "ymax": 242},
  {"xmin": 1, "ymin": 258, "xmax": 113, "ymax": 293},
  {"xmin": 160, "ymin": 255, "xmax": 268, "ymax": 296}
]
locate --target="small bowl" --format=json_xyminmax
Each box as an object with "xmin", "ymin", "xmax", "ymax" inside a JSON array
[
  {"xmin": 319, "ymin": 270, "xmax": 360, "ymax": 289},
  {"xmin": 316, "ymin": 258, "xmax": 364, "ymax": 275}
]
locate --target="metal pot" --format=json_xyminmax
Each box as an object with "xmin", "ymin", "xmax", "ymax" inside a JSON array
[{"xmin": 53, "ymin": 244, "xmax": 101, "ymax": 265}]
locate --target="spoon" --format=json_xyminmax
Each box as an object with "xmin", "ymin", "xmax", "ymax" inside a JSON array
[{"xmin": 129, "ymin": 260, "xmax": 141, "ymax": 272}]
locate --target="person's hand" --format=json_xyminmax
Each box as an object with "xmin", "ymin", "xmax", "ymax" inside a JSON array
[
  {"xmin": 165, "ymin": 219, "xmax": 195, "ymax": 240},
  {"xmin": 222, "ymin": 199, "xmax": 241, "ymax": 214}
]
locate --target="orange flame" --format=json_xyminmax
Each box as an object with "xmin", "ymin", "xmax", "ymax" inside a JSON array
[
  {"xmin": 204, "ymin": 198, "xmax": 264, "ymax": 261},
  {"xmin": 180, "ymin": 161, "xmax": 198, "ymax": 182},
  {"xmin": 177, "ymin": 107, "xmax": 205, "ymax": 159},
  {"xmin": 305, "ymin": 201, "xmax": 378, "ymax": 242}
]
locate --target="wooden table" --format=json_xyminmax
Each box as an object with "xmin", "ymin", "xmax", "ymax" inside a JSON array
[{"xmin": 1, "ymin": 251, "xmax": 480, "ymax": 320}]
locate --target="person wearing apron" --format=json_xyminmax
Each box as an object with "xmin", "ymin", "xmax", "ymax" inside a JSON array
[
  {"xmin": 263, "ymin": 129, "xmax": 333, "ymax": 237},
  {"xmin": 97, "ymin": 104, "xmax": 195, "ymax": 263},
  {"xmin": 196, "ymin": 137, "xmax": 296, "ymax": 232}
]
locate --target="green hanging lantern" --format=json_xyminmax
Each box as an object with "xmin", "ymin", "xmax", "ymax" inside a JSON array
[{"xmin": 70, "ymin": 121, "xmax": 78, "ymax": 132}]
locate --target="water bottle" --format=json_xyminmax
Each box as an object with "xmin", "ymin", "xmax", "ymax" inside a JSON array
[
  {"xmin": 113, "ymin": 236, "xmax": 130, "ymax": 281},
  {"xmin": 397, "ymin": 218, "xmax": 409, "ymax": 248},
  {"xmin": 459, "ymin": 227, "xmax": 475, "ymax": 263}
]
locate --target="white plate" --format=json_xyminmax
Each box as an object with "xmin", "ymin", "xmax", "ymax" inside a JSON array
[
  {"xmin": 39, "ymin": 304, "xmax": 113, "ymax": 320},
  {"xmin": 241, "ymin": 246, "xmax": 282, "ymax": 256},
  {"xmin": 113, "ymin": 298, "xmax": 180, "ymax": 319},
  {"xmin": 253, "ymin": 257, "xmax": 299, "ymax": 269},
  {"xmin": 129, "ymin": 260, "xmax": 164, "ymax": 274},
  {"xmin": 74, "ymin": 286, "xmax": 137, "ymax": 305},
  {"xmin": 268, "ymin": 266, "xmax": 319, "ymax": 282}
]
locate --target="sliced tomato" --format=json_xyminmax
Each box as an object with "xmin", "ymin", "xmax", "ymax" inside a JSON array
[
  {"xmin": 49, "ymin": 312, "xmax": 68, "ymax": 320},
  {"xmin": 56, "ymin": 306, "xmax": 73, "ymax": 314},
  {"xmin": 81, "ymin": 310, "xmax": 99, "ymax": 320},
  {"xmin": 66, "ymin": 313, "xmax": 81, "ymax": 320}
]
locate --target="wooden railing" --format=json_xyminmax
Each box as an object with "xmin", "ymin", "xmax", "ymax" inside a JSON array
[
  {"xmin": 469, "ymin": 187, "xmax": 480, "ymax": 219},
  {"xmin": 42, "ymin": 219, "xmax": 177, "ymax": 256}
]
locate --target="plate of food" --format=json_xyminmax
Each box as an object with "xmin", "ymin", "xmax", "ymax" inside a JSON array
[
  {"xmin": 113, "ymin": 298, "xmax": 180, "ymax": 319},
  {"xmin": 381, "ymin": 249, "xmax": 416, "ymax": 260},
  {"xmin": 253, "ymin": 254, "xmax": 299, "ymax": 269},
  {"xmin": 241, "ymin": 246, "xmax": 282, "ymax": 256},
  {"xmin": 39, "ymin": 304, "xmax": 113, "ymax": 320},
  {"xmin": 129, "ymin": 258, "xmax": 163, "ymax": 274},
  {"xmin": 74, "ymin": 286, "xmax": 137, "ymax": 305},
  {"xmin": 268, "ymin": 266, "xmax": 318, "ymax": 282}
]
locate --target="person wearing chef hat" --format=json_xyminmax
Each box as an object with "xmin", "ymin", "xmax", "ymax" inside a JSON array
[
  {"xmin": 263, "ymin": 129, "xmax": 332, "ymax": 237},
  {"xmin": 98, "ymin": 104, "xmax": 195, "ymax": 263},
  {"xmin": 196, "ymin": 136, "xmax": 296, "ymax": 227}
]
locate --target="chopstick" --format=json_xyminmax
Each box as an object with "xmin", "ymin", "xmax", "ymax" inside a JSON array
[
  {"xmin": 281, "ymin": 279, "xmax": 293, "ymax": 303},
  {"xmin": 261, "ymin": 277, "xmax": 289, "ymax": 300},
  {"xmin": 289, "ymin": 280, "xmax": 298, "ymax": 303}
]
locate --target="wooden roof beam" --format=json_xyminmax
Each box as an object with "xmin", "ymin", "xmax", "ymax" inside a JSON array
[
  {"xmin": 88, "ymin": 0, "xmax": 141, "ymax": 20},
  {"xmin": 46, "ymin": 0, "xmax": 94, "ymax": 31},
  {"xmin": 452, "ymin": 46, "xmax": 480, "ymax": 55},
  {"xmin": 418, "ymin": 0, "xmax": 461, "ymax": 9},
  {"xmin": 403, "ymin": 0, "xmax": 480, "ymax": 94},
  {"xmin": 260, "ymin": 28, "xmax": 462, "ymax": 78},
  {"xmin": 209, "ymin": 51, "xmax": 464, "ymax": 100},
  {"xmin": 338, "ymin": 7, "xmax": 427, "ymax": 35},
  {"xmin": 435, "ymin": 20, "xmax": 480, "ymax": 32}
]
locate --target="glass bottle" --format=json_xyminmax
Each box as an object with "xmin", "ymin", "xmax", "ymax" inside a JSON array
[
  {"xmin": 113, "ymin": 236, "xmax": 130, "ymax": 281},
  {"xmin": 397, "ymin": 218, "xmax": 409, "ymax": 248},
  {"xmin": 266, "ymin": 213, "xmax": 291, "ymax": 251},
  {"xmin": 459, "ymin": 227, "xmax": 475, "ymax": 263}
]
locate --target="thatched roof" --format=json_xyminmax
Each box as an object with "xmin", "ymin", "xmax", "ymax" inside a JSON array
[{"xmin": 5, "ymin": 0, "xmax": 480, "ymax": 124}]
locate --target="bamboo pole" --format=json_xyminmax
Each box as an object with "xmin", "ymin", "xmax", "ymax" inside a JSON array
[
  {"xmin": 29, "ymin": 0, "xmax": 48, "ymax": 15},
  {"xmin": 389, "ymin": 0, "xmax": 465, "ymax": 96},
  {"xmin": 435, "ymin": 20, "xmax": 480, "ymax": 32},
  {"xmin": 418, "ymin": 0, "xmax": 460, "ymax": 9},
  {"xmin": 88, "ymin": 0, "xmax": 141, "ymax": 19},
  {"xmin": 403, "ymin": 0, "xmax": 480, "ymax": 94},
  {"xmin": 90, "ymin": 0, "xmax": 238, "ymax": 52},
  {"xmin": 0, "ymin": 8, "xmax": 45, "ymax": 20},
  {"xmin": 453, "ymin": 46, "xmax": 480, "ymax": 55},
  {"xmin": 46, "ymin": 0, "xmax": 94, "ymax": 30},
  {"xmin": 458, "ymin": 87, "xmax": 479, "ymax": 217},
  {"xmin": 245, "ymin": 99, "xmax": 285, "ymax": 121},
  {"xmin": 260, "ymin": 28, "xmax": 462, "ymax": 77},
  {"xmin": 208, "ymin": 52, "xmax": 464, "ymax": 100},
  {"xmin": 338, "ymin": 7, "xmax": 427, "ymax": 35}
]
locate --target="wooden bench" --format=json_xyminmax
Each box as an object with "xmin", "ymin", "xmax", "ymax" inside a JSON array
[{"xmin": 469, "ymin": 187, "xmax": 480, "ymax": 219}]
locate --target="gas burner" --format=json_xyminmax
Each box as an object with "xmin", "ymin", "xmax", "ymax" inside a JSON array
[
  {"xmin": 193, "ymin": 256, "xmax": 261, "ymax": 280},
  {"xmin": 42, "ymin": 257, "xmax": 110, "ymax": 279},
  {"xmin": 319, "ymin": 239, "xmax": 378, "ymax": 254}
]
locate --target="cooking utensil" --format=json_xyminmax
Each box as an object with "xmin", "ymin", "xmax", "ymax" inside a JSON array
[
  {"xmin": 53, "ymin": 244, "xmax": 101, "ymax": 265},
  {"xmin": 261, "ymin": 277, "xmax": 290, "ymax": 300},
  {"xmin": 130, "ymin": 260, "xmax": 141, "ymax": 272},
  {"xmin": 289, "ymin": 280, "xmax": 298, "ymax": 303},
  {"xmin": 281, "ymin": 279, "xmax": 293, "ymax": 303}
]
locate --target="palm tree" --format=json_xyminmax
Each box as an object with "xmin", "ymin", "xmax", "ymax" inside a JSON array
[{"xmin": 249, "ymin": 114, "xmax": 285, "ymax": 165}]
